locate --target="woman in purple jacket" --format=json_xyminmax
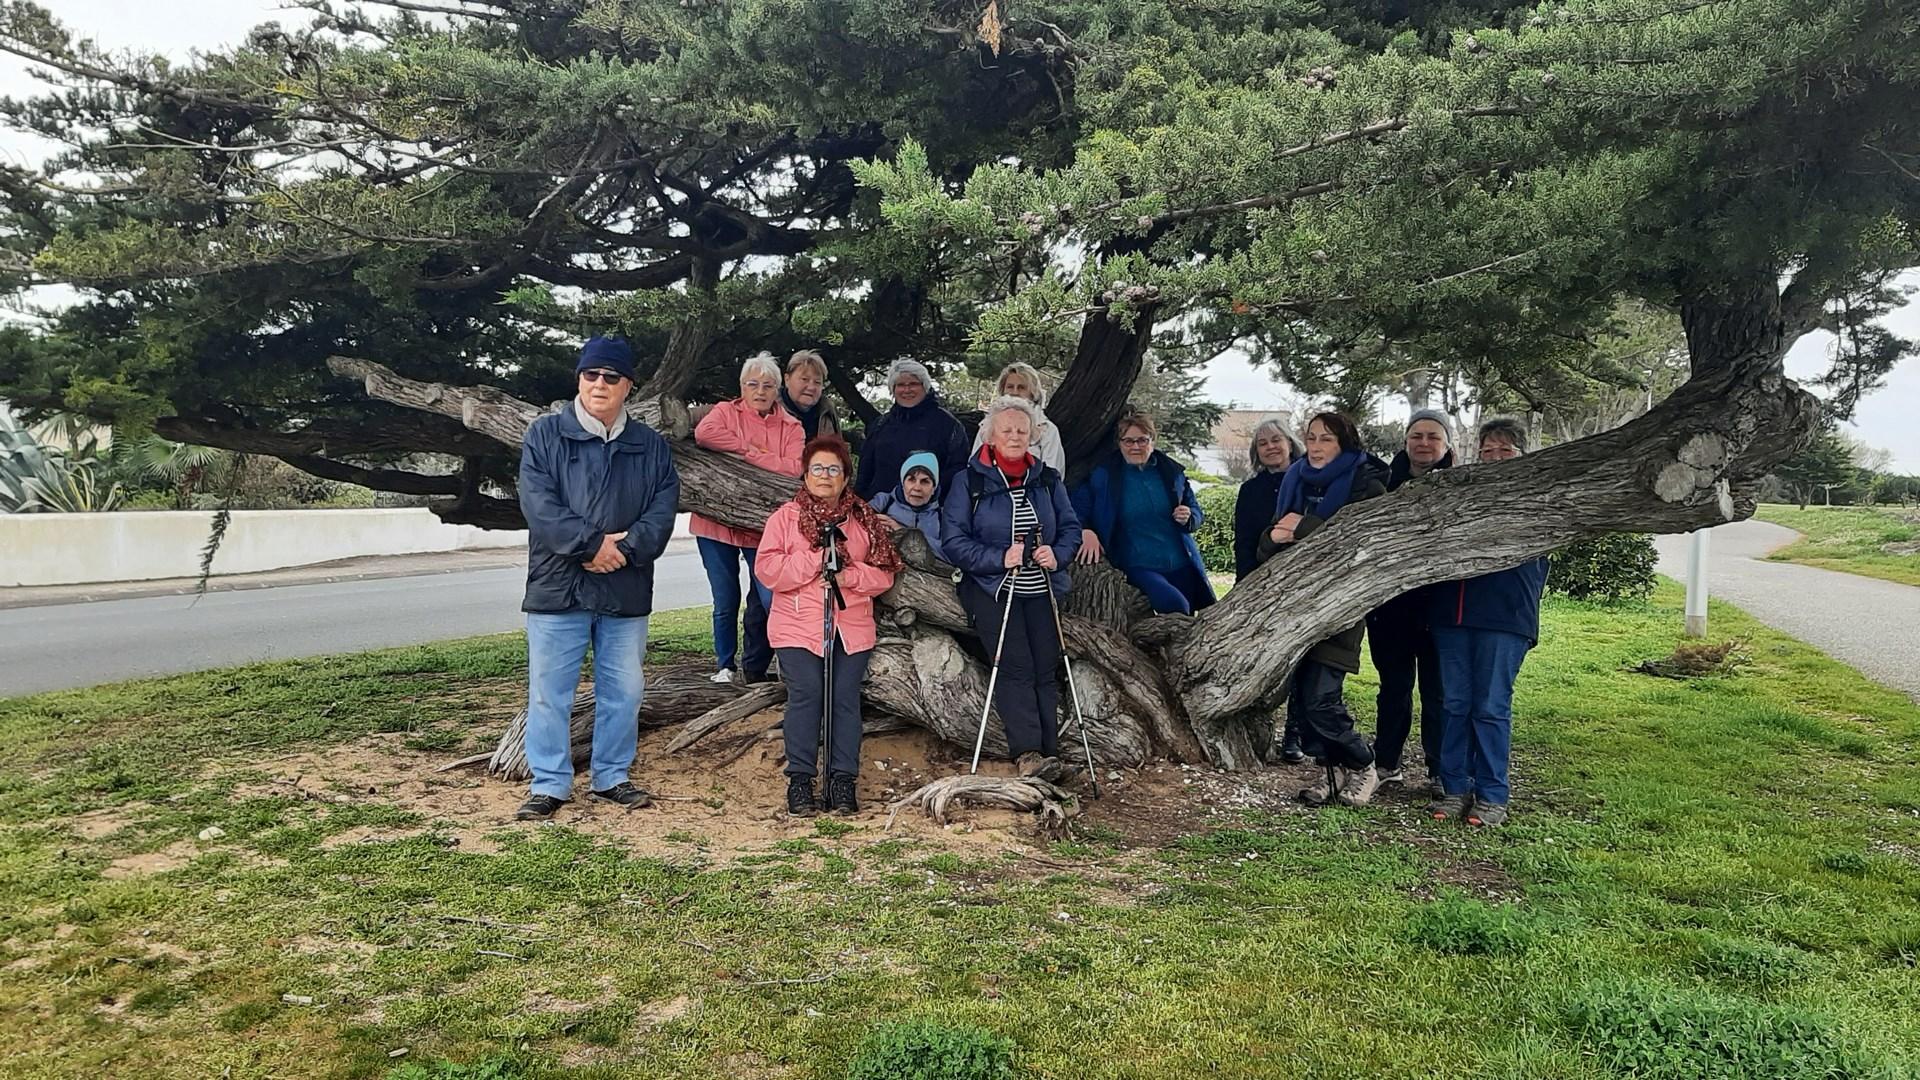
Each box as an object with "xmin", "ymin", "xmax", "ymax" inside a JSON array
[{"xmin": 1427, "ymin": 418, "xmax": 1550, "ymax": 827}]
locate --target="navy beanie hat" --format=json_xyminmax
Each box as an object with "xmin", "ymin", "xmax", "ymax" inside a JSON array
[{"xmin": 577, "ymin": 336, "xmax": 637, "ymax": 382}]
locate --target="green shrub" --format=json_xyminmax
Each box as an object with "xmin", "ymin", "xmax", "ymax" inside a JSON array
[
  {"xmin": 1194, "ymin": 484, "xmax": 1240, "ymax": 575},
  {"xmin": 1407, "ymin": 893, "xmax": 1536, "ymax": 956},
  {"xmin": 844, "ymin": 1020, "xmax": 1016, "ymax": 1080},
  {"xmin": 1549, "ymin": 533, "xmax": 1657, "ymax": 603},
  {"xmin": 1566, "ymin": 980, "xmax": 1898, "ymax": 1079}
]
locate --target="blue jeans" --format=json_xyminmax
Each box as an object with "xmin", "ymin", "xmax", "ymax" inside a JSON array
[
  {"xmin": 525, "ymin": 611, "xmax": 648, "ymax": 800},
  {"xmin": 1124, "ymin": 563, "xmax": 1215, "ymax": 615},
  {"xmin": 697, "ymin": 537, "xmax": 773, "ymax": 675},
  {"xmin": 1432, "ymin": 627, "xmax": 1530, "ymax": 805}
]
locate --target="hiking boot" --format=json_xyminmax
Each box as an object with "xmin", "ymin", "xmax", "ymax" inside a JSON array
[
  {"xmin": 589, "ymin": 782, "xmax": 651, "ymax": 809},
  {"xmin": 786, "ymin": 775, "xmax": 817, "ymax": 817},
  {"xmin": 1466, "ymin": 801, "xmax": 1509, "ymax": 827},
  {"xmin": 1377, "ymin": 766, "xmax": 1406, "ymax": 784},
  {"xmin": 741, "ymin": 669, "xmax": 778, "ymax": 685},
  {"xmin": 1017, "ymin": 753, "xmax": 1072, "ymax": 784},
  {"xmin": 1428, "ymin": 793, "xmax": 1471, "ymax": 821},
  {"xmin": 515, "ymin": 794, "xmax": 567, "ymax": 821},
  {"xmin": 1278, "ymin": 716, "xmax": 1306, "ymax": 764},
  {"xmin": 1298, "ymin": 766, "xmax": 1341, "ymax": 806},
  {"xmin": 709, "ymin": 668, "xmax": 734, "ymax": 684},
  {"xmin": 826, "ymin": 773, "xmax": 859, "ymax": 815},
  {"xmin": 1336, "ymin": 764, "xmax": 1380, "ymax": 807}
]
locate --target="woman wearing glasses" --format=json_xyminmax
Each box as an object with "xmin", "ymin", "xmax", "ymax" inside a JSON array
[
  {"xmin": 755, "ymin": 435, "xmax": 903, "ymax": 815},
  {"xmin": 693, "ymin": 352, "xmax": 805, "ymax": 684},
  {"xmin": 1070, "ymin": 407, "xmax": 1215, "ymax": 615}
]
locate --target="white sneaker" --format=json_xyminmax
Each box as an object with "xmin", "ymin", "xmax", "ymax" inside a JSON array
[{"xmin": 709, "ymin": 669, "xmax": 734, "ymax": 684}]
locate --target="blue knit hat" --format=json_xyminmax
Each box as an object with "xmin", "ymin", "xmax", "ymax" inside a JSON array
[
  {"xmin": 576, "ymin": 336, "xmax": 636, "ymax": 382},
  {"xmin": 900, "ymin": 451, "xmax": 939, "ymax": 484}
]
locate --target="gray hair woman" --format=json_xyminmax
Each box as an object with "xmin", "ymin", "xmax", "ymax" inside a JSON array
[
  {"xmin": 1233, "ymin": 418, "xmax": 1299, "ymax": 582},
  {"xmin": 970, "ymin": 363, "xmax": 1066, "ymax": 472},
  {"xmin": 940, "ymin": 395, "xmax": 1084, "ymax": 777},
  {"xmin": 691, "ymin": 352, "xmax": 806, "ymax": 684}
]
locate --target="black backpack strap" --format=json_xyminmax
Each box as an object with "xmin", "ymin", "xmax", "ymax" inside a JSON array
[{"xmin": 968, "ymin": 466, "xmax": 987, "ymax": 513}]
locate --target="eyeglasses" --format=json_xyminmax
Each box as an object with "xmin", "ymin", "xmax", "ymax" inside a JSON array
[
  {"xmin": 580, "ymin": 369, "xmax": 627, "ymax": 384},
  {"xmin": 808, "ymin": 464, "xmax": 845, "ymax": 478},
  {"xmin": 1119, "ymin": 436, "xmax": 1152, "ymax": 448},
  {"xmin": 743, "ymin": 380, "xmax": 778, "ymax": 391}
]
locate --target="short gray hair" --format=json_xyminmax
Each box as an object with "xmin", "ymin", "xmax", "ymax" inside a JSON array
[
  {"xmin": 740, "ymin": 352, "xmax": 782, "ymax": 386},
  {"xmin": 1478, "ymin": 417, "xmax": 1528, "ymax": 454},
  {"xmin": 995, "ymin": 362, "xmax": 1047, "ymax": 407},
  {"xmin": 983, "ymin": 395, "xmax": 1039, "ymax": 439},
  {"xmin": 1247, "ymin": 417, "xmax": 1302, "ymax": 472},
  {"xmin": 787, "ymin": 349, "xmax": 827, "ymax": 378}
]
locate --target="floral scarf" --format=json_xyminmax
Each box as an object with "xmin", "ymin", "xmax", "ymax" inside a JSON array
[{"xmin": 792, "ymin": 486, "xmax": 905, "ymax": 574}]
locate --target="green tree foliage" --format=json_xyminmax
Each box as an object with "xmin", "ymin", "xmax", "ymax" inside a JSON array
[
  {"xmin": 1548, "ymin": 533, "xmax": 1657, "ymax": 604},
  {"xmin": 1771, "ymin": 426, "xmax": 1858, "ymax": 508}
]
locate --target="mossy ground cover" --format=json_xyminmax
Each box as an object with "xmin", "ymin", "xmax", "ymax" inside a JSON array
[
  {"xmin": 1755, "ymin": 503, "xmax": 1920, "ymax": 587},
  {"xmin": 2, "ymin": 585, "xmax": 1916, "ymax": 1079}
]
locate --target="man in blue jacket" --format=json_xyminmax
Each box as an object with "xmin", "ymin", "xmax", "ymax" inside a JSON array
[
  {"xmin": 1427, "ymin": 418, "xmax": 1548, "ymax": 828},
  {"xmin": 515, "ymin": 336, "xmax": 682, "ymax": 822}
]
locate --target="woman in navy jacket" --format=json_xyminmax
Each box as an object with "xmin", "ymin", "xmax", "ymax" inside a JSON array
[
  {"xmin": 1427, "ymin": 418, "xmax": 1550, "ymax": 828},
  {"xmin": 941, "ymin": 396, "xmax": 1084, "ymax": 776},
  {"xmin": 1071, "ymin": 407, "xmax": 1215, "ymax": 615}
]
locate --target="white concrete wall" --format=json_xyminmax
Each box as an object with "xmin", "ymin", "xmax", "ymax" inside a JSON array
[{"xmin": 0, "ymin": 508, "xmax": 528, "ymax": 587}]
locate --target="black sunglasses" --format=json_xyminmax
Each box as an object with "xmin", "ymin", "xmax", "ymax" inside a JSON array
[{"xmin": 580, "ymin": 369, "xmax": 628, "ymax": 384}]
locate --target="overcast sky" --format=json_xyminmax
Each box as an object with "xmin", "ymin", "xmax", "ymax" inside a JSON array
[{"xmin": 7, "ymin": 0, "xmax": 1917, "ymax": 470}]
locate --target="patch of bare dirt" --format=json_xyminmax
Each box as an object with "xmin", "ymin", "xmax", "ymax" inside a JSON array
[
  {"xmin": 71, "ymin": 806, "xmax": 139, "ymax": 841},
  {"xmin": 101, "ymin": 840, "xmax": 197, "ymax": 880}
]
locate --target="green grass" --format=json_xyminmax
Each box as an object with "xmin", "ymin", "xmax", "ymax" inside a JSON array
[
  {"xmin": 2, "ymin": 588, "xmax": 1918, "ymax": 1078},
  {"xmin": 1754, "ymin": 503, "xmax": 1920, "ymax": 587}
]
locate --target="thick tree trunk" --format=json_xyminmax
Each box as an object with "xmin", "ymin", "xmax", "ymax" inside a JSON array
[
  {"xmin": 1051, "ymin": 302, "xmax": 1160, "ymax": 484},
  {"xmin": 328, "ymin": 271, "xmax": 1819, "ymax": 770}
]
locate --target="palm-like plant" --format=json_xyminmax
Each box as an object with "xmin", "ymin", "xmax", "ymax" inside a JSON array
[
  {"xmin": 0, "ymin": 404, "xmax": 125, "ymax": 513},
  {"xmin": 125, "ymin": 435, "xmax": 230, "ymax": 509}
]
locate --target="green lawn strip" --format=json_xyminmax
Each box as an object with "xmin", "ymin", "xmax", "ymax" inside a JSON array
[
  {"xmin": 1754, "ymin": 503, "xmax": 1920, "ymax": 588},
  {"xmin": 2, "ymin": 588, "xmax": 1917, "ymax": 1077}
]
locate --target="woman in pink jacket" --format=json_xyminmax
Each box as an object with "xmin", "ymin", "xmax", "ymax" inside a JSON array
[
  {"xmin": 694, "ymin": 352, "xmax": 805, "ymax": 684},
  {"xmin": 756, "ymin": 435, "xmax": 903, "ymax": 816}
]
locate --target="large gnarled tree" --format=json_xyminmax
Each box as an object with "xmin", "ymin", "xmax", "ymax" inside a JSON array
[{"xmin": 2, "ymin": 0, "xmax": 1914, "ymax": 767}]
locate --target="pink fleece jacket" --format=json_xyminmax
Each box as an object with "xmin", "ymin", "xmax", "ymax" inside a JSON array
[
  {"xmin": 691, "ymin": 397, "xmax": 804, "ymax": 547},
  {"xmin": 753, "ymin": 502, "xmax": 896, "ymax": 656}
]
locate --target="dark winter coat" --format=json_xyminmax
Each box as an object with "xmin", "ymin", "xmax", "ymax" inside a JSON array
[
  {"xmin": 853, "ymin": 392, "xmax": 970, "ymax": 501},
  {"xmin": 1255, "ymin": 454, "xmax": 1391, "ymax": 673},
  {"xmin": 1368, "ymin": 448, "xmax": 1456, "ymax": 632},
  {"xmin": 1429, "ymin": 558, "xmax": 1550, "ymax": 646},
  {"xmin": 1071, "ymin": 450, "xmax": 1214, "ymax": 602},
  {"xmin": 1232, "ymin": 469, "xmax": 1286, "ymax": 580},
  {"xmin": 518, "ymin": 404, "xmax": 681, "ymax": 617},
  {"xmin": 939, "ymin": 452, "xmax": 1084, "ymax": 598},
  {"xmin": 779, "ymin": 386, "xmax": 840, "ymax": 441}
]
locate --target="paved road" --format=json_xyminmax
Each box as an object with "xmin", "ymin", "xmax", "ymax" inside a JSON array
[
  {"xmin": 1655, "ymin": 519, "xmax": 1920, "ymax": 701},
  {"xmin": 0, "ymin": 551, "xmax": 713, "ymax": 697}
]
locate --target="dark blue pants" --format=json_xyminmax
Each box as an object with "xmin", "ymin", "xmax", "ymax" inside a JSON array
[
  {"xmin": 1432, "ymin": 627, "xmax": 1530, "ymax": 805},
  {"xmin": 697, "ymin": 537, "xmax": 772, "ymax": 676},
  {"xmin": 1123, "ymin": 563, "xmax": 1215, "ymax": 615},
  {"xmin": 1369, "ymin": 612, "xmax": 1444, "ymax": 773},
  {"xmin": 778, "ymin": 644, "xmax": 870, "ymax": 780},
  {"xmin": 960, "ymin": 584, "xmax": 1061, "ymax": 758}
]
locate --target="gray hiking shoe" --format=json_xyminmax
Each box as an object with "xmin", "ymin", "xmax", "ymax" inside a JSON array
[
  {"xmin": 1427, "ymin": 793, "xmax": 1470, "ymax": 821},
  {"xmin": 1466, "ymin": 801, "xmax": 1509, "ymax": 827},
  {"xmin": 1298, "ymin": 767, "xmax": 1341, "ymax": 806},
  {"xmin": 1336, "ymin": 764, "xmax": 1380, "ymax": 807}
]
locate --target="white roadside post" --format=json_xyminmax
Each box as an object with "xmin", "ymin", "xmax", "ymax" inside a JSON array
[{"xmin": 1684, "ymin": 527, "xmax": 1712, "ymax": 638}]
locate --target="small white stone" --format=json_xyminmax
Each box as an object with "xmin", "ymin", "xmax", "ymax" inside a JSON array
[{"xmin": 197, "ymin": 826, "xmax": 226, "ymax": 841}]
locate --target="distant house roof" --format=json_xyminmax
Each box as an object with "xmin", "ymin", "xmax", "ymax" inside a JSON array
[{"xmin": 1211, "ymin": 409, "xmax": 1293, "ymax": 446}]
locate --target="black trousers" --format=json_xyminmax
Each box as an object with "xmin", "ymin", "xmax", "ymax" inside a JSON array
[
  {"xmin": 960, "ymin": 583, "xmax": 1061, "ymax": 758},
  {"xmin": 1289, "ymin": 658, "xmax": 1374, "ymax": 770},
  {"xmin": 778, "ymin": 644, "xmax": 870, "ymax": 779},
  {"xmin": 1369, "ymin": 612, "xmax": 1444, "ymax": 772}
]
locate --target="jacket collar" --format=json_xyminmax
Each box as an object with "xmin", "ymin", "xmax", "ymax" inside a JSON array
[{"xmin": 557, "ymin": 400, "xmax": 648, "ymax": 446}]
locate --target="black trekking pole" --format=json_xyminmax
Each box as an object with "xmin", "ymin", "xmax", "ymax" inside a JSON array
[
  {"xmin": 1041, "ymin": 551, "xmax": 1100, "ymax": 800},
  {"xmin": 819, "ymin": 522, "xmax": 846, "ymax": 790},
  {"xmin": 968, "ymin": 526, "xmax": 1038, "ymax": 774}
]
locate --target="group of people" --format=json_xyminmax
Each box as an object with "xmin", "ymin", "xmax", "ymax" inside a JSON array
[{"xmin": 511, "ymin": 336, "xmax": 1545, "ymax": 830}]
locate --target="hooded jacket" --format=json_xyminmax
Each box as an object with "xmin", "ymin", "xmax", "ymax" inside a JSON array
[
  {"xmin": 939, "ymin": 449, "xmax": 1083, "ymax": 598},
  {"xmin": 518, "ymin": 403, "xmax": 681, "ymax": 617},
  {"xmin": 853, "ymin": 391, "xmax": 971, "ymax": 501}
]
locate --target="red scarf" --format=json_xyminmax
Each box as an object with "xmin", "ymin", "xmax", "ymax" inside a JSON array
[
  {"xmin": 792, "ymin": 486, "xmax": 904, "ymax": 574},
  {"xmin": 982, "ymin": 445, "xmax": 1032, "ymax": 485}
]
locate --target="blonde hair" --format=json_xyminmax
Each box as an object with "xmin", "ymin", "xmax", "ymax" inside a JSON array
[
  {"xmin": 786, "ymin": 349, "xmax": 827, "ymax": 378},
  {"xmin": 994, "ymin": 362, "xmax": 1047, "ymax": 407}
]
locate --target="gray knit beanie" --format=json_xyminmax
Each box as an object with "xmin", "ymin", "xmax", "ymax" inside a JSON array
[
  {"xmin": 1407, "ymin": 408, "xmax": 1455, "ymax": 445},
  {"xmin": 887, "ymin": 358, "xmax": 933, "ymax": 393}
]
